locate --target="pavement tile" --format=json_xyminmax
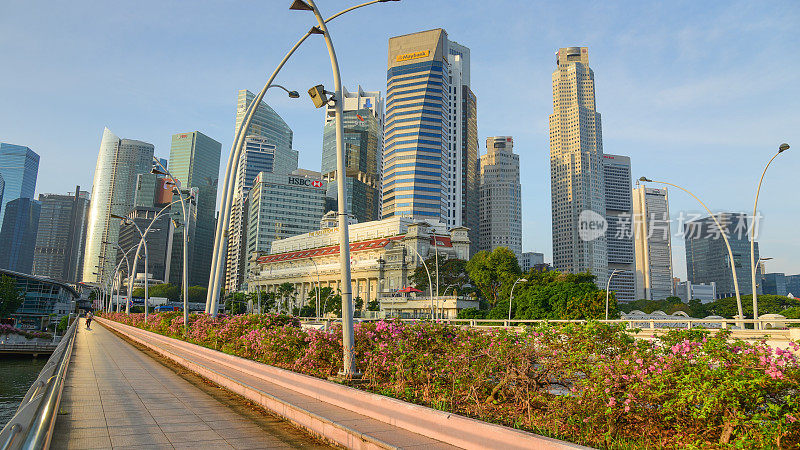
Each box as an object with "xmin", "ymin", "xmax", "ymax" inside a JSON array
[
  {"xmin": 157, "ymin": 421, "xmax": 214, "ymax": 433},
  {"xmin": 164, "ymin": 429, "xmax": 223, "ymax": 443},
  {"xmin": 109, "ymin": 430, "xmax": 171, "ymax": 447},
  {"xmin": 49, "ymin": 435, "xmax": 113, "ymax": 449},
  {"xmin": 172, "ymin": 439, "xmax": 234, "ymax": 449}
]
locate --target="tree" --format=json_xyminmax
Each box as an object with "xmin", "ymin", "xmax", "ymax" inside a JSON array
[
  {"xmin": 132, "ymin": 283, "xmax": 179, "ymax": 301},
  {"xmin": 187, "ymin": 286, "xmax": 207, "ymax": 303},
  {"xmin": 277, "ymin": 282, "xmax": 296, "ymax": 313},
  {"xmin": 354, "ymin": 297, "xmax": 364, "ymax": 311},
  {"xmin": 465, "ymin": 247, "xmax": 521, "ymax": 307},
  {"xmin": 0, "ymin": 275, "xmax": 24, "ymax": 318},
  {"xmin": 411, "ymin": 257, "xmax": 471, "ymax": 295},
  {"xmin": 224, "ymin": 292, "xmax": 247, "ymax": 315},
  {"xmin": 367, "ymin": 299, "xmax": 380, "ymax": 311}
]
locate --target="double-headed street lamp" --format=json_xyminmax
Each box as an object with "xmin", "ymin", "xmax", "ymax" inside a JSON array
[
  {"xmin": 508, "ymin": 277, "xmax": 528, "ymax": 323},
  {"xmin": 639, "ymin": 177, "xmax": 745, "ymax": 324},
  {"xmin": 750, "ymin": 144, "xmax": 790, "ymax": 329},
  {"xmin": 605, "ymin": 269, "xmax": 620, "ymax": 321},
  {"xmin": 205, "ymin": 0, "xmax": 399, "ymax": 379}
]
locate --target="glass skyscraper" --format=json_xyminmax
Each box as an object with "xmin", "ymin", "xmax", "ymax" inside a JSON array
[
  {"xmin": 603, "ymin": 154, "xmax": 635, "ymax": 302},
  {"xmin": 322, "ymin": 86, "xmax": 382, "ymax": 223},
  {"xmin": 33, "ymin": 187, "xmax": 90, "ymax": 283},
  {"xmin": 0, "ymin": 142, "xmax": 40, "ymax": 226},
  {"xmin": 168, "ymin": 131, "xmax": 221, "ymax": 287},
  {"xmin": 82, "ymin": 128, "xmax": 154, "ymax": 284},
  {"xmin": 0, "ymin": 197, "xmax": 41, "ymax": 274},
  {"xmin": 633, "ymin": 186, "xmax": 674, "ymax": 300}
]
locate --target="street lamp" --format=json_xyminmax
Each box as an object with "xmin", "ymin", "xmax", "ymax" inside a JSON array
[
  {"xmin": 398, "ymin": 241, "xmax": 434, "ymax": 317},
  {"xmin": 605, "ymin": 269, "xmax": 620, "ymax": 321},
  {"xmin": 750, "ymin": 143, "xmax": 789, "ymax": 329},
  {"xmin": 639, "ymin": 176, "xmax": 745, "ymax": 324},
  {"xmin": 508, "ymin": 277, "xmax": 527, "ymax": 323}
]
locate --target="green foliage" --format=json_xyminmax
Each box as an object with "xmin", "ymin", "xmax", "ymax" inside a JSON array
[
  {"xmin": 367, "ymin": 299, "xmax": 380, "ymax": 311},
  {"xmin": 620, "ymin": 296, "xmax": 688, "ymax": 314},
  {"xmin": 224, "ymin": 292, "xmax": 247, "ymax": 315},
  {"xmin": 354, "ymin": 297, "xmax": 364, "ymax": 311},
  {"xmin": 0, "ymin": 275, "xmax": 24, "ymax": 318},
  {"xmin": 411, "ymin": 257, "xmax": 471, "ymax": 295},
  {"xmin": 57, "ymin": 315, "xmax": 69, "ymax": 333},
  {"xmin": 187, "ymin": 286, "xmax": 207, "ymax": 303},
  {"xmin": 132, "ymin": 283, "xmax": 179, "ymax": 301},
  {"xmin": 456, "ymin": 307, "xmax": 486, "ymax": 319},
  {"xmin": 466, "ymin": 247, "xmax": 521, "ymax": 306}
]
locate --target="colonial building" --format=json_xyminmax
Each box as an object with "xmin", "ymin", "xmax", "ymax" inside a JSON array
[{"xmin": 247, "ymin": 217, "xmax": 470, "ymax": 313}]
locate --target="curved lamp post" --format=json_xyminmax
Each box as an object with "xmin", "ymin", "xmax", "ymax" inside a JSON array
[
  {"xmin": 639, "ymin": 177, "xmax": 744, "ymax": 323},
  {"xmin": 605, "ymin": 268, "xmax": 620, "ymax": 320},
  {"xmin": 508, "ymin": 277, "xmax": 527, "ymax": 323},
  {"xmin": 399, "ymin": 241, "xmax": 434, "ymax": 317},
  {"xmin": 750, "ymin": 143, "xmax": 789, "ymax": 330},
  {"xmin": 205, "ymin": 0, "xmax": 400, "ymax": 379}
]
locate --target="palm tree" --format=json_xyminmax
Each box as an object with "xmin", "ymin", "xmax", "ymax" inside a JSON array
[{"xmin": 277, "ymin": 282, "xmax": 296, "ymax": 315}]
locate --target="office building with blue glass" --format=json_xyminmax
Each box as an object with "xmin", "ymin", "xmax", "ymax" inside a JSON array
[
  {"xmin": 0, "ymin": 143, "xmax": 40, "ymax": 226},
  {"xmin": 0, "ymin": 197, "xmax": 42, "ymax": 274}
]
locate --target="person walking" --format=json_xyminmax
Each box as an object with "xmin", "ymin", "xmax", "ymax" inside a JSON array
[{"xmin": 85, "ymin": 311, "xmax": 93, "ymax": 330}]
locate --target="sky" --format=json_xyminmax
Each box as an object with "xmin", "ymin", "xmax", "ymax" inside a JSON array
[{"xmin": 1, "ymin": 0, "xmax": 799, "ymax": 279}]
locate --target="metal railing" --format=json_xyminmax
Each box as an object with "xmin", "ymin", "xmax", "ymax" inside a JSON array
[{"xmin": 0, "ymin": 319, "xmax": 78, "ymax": 450}]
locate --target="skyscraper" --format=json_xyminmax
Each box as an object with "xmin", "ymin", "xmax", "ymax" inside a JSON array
[
  {"xmin": 603, "ymin": 154, "xmax": 635, "ymax": 302},
  {"xmin": 383, "ymin": 29, "xmax": 479, "ymax": 254},
  {"xmin": 479, "ymin": 136, "xmax": 522, "ymax": 257},
  {"xmin": 0, "ymin": 174, "xmax": 5, "ymax": 218},
  {"xmin": 82, "ymin": 128, "xmax": 154, "ymax": 284},
  {"xmin": 549, "ymin": 47, "xmax": 607, "ymax": 286},
  {"xmin": 33, "ymin": 187, "xmax": 90, "ymax": 282},
  {"xmin": 0, "ymin": 143, "xmax": 40, "ymax": 225},
  {"xmin": 632, "ymin": 186, "xmax": 674, "ymax": 300},
  {"xmin": 322, "ymin": 86, "xmax": 382, "ymax": 223},
  {"xmin": 0, "ymin": 198, "xmax": 41, "ymax": 274},
  {"xmin": 684, "ymin": 213, "xmax": 758, "ymax": 299},
  {"xmin": 168, "ymin": 131, "xmax": 221, "ymax": 287},
  {"xmin": 226, "ymin": 91, "xmax": 296, "ymax": 292},
  {"xmin": 117, "ymin": 206, "xmax": 174, "ymax": 286}
]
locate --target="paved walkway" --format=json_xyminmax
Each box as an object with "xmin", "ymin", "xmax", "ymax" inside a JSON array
[{"xmin": 51, "ymin": 319, "xmax": 332, "ymax": 449}]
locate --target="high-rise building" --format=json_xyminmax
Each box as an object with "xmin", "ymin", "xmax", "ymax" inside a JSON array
[
  {"xmin": 549, "ymin": 47, "xmax": 607, "ymax": 286},
  {"xmin": 383, "ymin": 29, "xmax": 479, "ymax": 255},
  {"xmin": 479, "ymin": 136, "xmax": 521, "ymax": 257},
  {"xmin": 117, "ymin": 206, "xmax": 174, "ymax": 286},
  {"xmin": 761, "ymin": 273, "xmax": 788, "ymax": 296},
  {"xmin": 684, "ymin": 212, "xmax": 758, "ymax": 299},
  {"xmin": 0, "ymin": 198, "xmax": 41, "ymax": 274},
  {"xmin": 0, "ymin": 143, "xmax": 40, "ymax": 225},
  {"xmin": 33, "ymin": 187, "xmax": 90, "ymax": 282},
  {"xmin": 322, "ymin": 86, "xmax": 382, "ymax": 223},
  {"xmin": 520, "ymin": 252, "xmax": 545, "ymax": 272},
  {"xmin": 786, "ymin": 275, "xmax": 800, "ymax": 296},
  {"xmin": 82, "ymin": 128, "xmax": 154, "ymax": 284},
  {"xmin": 0, "ymin": 174, "xmax": 5, "ymax": 218},
  {"xmin": 245, "ymin": 170, "xmax": 328, "ymax": 286},
  {"xmin": 226, "ymin": 91, "xmax": 296, "ymax": 292},
  {"xmin": 168, "ymin": 131, "xmax": 222, "ymax": 287},
  {"xmin": 632, "ymin": 186, "xmax": 674, "ymax": 300},
  {"xmin": 603, "ymin": 154, "xmax": 635, "ymax": 302}
]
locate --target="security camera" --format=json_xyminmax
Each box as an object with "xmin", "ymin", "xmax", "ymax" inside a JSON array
[{"xmin": 308, "ymin": 85, "xmax": 329, "ymax": 108}]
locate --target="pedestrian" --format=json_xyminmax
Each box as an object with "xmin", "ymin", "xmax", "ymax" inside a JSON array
[{"xmin": 86, "ymin": 311, "xmax": 93, "ymax": 330}]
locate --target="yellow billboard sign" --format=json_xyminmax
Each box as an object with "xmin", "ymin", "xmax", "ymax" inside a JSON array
[{"xmin": 396, "ymin": 50, "xmax": 430, "ymax": 62}]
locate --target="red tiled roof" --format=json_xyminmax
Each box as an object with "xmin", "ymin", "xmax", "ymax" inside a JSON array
[{"xmin": 256, "ymin": 234, "xmax": 452, "ymax": 265}]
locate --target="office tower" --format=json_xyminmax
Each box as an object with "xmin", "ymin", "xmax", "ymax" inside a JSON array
[
  {"xmin": 168, "ymin": 131, "xmax": 222, "ymax": 287},
  {"xmin": 245, "ymin": 170, "xmax": 327, "ymax": 285},
  {"xmin": 0, "ymin": 143, "xmax": 40, "ymax": 225},
  {"xmin": 684, "ymin": 212, "xmax": 757, "ymax": 299},
  {"xmin": 761, "ymin": 273, "xmax": 787, "ymax": 296},
  {"xmin": 603, "ymin": 154, "xmax": 635, "ymax": 302},
  {"xmin": 632, "ymin": 186, "xmax": 674, "ymax": 300},
  {"xmin": 0, "ymin": 198, "xmax": 41, "ymax": 274},
  {"xmin": 384, "ymin": 29, "xmax": 479, "ymax": 255},
  {"xmin": 549, "ymin": 47, "xmax": 607, "ymax": 286},
  {"xmin": 0, "ymin": 174, "xmax": 4, "ymax": 218},
  {"xmin": 322, "ymin": 86, "xmax": 382, "ymax": 223},
  {"xmin": 82, "ymin": 128, "xmax": 155, "ymax": 284},
  {"xmin": 479, "ymin": 137, "xmax": 521, "ymax": 257},
  {"xmin": 520, "ymin": 252, "xmax": 545, "ymax": 272},
  {"xmin": 117, "ymin": 207, "xmax": 174, "ymax": 286},
  {"xmin": 33, "ymin": 187, "xmax": 90, "ymax": 282},
  {"xmin": 226, "ymin": 92, "xmax": 296, "ymax": 292},
  {"xmin": 786, "ymin": 275, "xmax": 800, "ymax": 296}
]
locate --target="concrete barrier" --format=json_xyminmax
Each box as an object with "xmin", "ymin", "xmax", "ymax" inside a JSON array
[{"xmin": 97, "ymin": 318, "xmax": 588, "ymax": 450}]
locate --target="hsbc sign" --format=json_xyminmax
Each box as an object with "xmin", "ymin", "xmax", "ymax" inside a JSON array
[{"xmin": 288, "ymin": 176, "xmax": 323, "ymax": 188}]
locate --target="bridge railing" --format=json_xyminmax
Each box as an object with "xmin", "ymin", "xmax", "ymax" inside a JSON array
[{"xmin": 0, "ymin": 319, "xmax": 78, "ymax": 450}]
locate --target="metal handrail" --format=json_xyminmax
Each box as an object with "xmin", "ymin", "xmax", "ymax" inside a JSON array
[{"xmin": 0, "ymin": 319, "xmax": 78, "ymax": 450}]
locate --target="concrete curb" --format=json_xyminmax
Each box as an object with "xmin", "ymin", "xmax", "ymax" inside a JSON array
[{"xmin": 98, "ymin": 318, "xmax": 589, "ymax": 450}]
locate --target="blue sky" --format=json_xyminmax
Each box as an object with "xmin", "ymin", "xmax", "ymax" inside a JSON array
[{"xmin": 1, "ymin": 0, "xmax": 798, "ymax": 279}]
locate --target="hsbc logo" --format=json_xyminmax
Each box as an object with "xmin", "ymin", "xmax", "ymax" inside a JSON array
[
  {"xmin": 312, "ymin": 180, "xmax": 322, "ymax": 187},
  {"xmin": 288, "ymin": 177, "xmax": 323, "ymax": 188}
]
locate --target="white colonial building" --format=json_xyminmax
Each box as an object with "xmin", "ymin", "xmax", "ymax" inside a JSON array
[{"xmin": 247, "ymin": 217, "xmax": 471, "ymax": 315}]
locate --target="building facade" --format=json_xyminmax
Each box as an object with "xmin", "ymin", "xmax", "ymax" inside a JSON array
[
  {"xmin": 226, "ymin": 92, "xmax": 296, "ymax": 292},
  {"xmin": 245, "ymin": 170, "xmax": 328, "ymax": 286},
  {"xmin": 675, "ymin": 280, "xmax": 717, "ymax": 303},
  {"xmin": 168, "ymin": 131, "xmax": 221, "ymax": 287},
  {"xmin": 117, "ymin": 206, "xmax": 175, "ymax": 286},
  {"xmin": 603, "ymin": 154, "xmax": 635, "ymax": 302},
  {"xmin": 383, "ymin": 29, "xmax": 479, "ymax": 254},
  {"xmin": 632, "ymin": 186, "xmax": 674, "ymax": 300},
  {"xmin": 1, "ymin": 268, "xmax": 78, "ymax": 330},
  {"xmin": 0, "ymin": 198, "xmax": 41, "ymax": 274},
  {"xmin": 322, "ymin": 86, "xmax": 382, "ymax": 223},
  {"xmin": 33, "ymin": 187, "xmax": 90, "ymax": 282},
  {"xmin": 0, "ymin": 143, "xmax": 40, "ymax": 225},
  {"xmin": 549, "ymin": 47, "xmax": 607, "ymax": 286},
  {"xmin": 684, "ymin": 213, "xmax": 759, "ymax": 299},
  {"xmin": 785, "ymin": 275, "xmax": 800, "ymax": 296},
  {"xmin": 762, "ymin": 273, "xmax": 788, "ymax": 296},
  {"xmin": 520, "ymin": 252, "xmax": 545, "ymax": 272},
  {"xmin": 82, "ymin": 128, "xmax": 155, "ymax": 284},
  {"xmin": 248, "ymin": 218, "xmax": 470, "ymax": 314},
  {"xmin": 479, "ymin": 136, "xmax": 521, "ymax": 257}
]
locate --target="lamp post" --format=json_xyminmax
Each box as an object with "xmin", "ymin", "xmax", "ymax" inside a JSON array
[
  {"xmin": 508, "ymin": 277, "xmax": 527, "ymax": 323},
  {"xmin": 639, "ymin": 177, "xmax": 745, "ymax": 324},
  {"xmin": 605, "ymin": 269, "xmax": 620, "ymax": 321},
  {"xmin": 750, "ymin": 143, "xmax": 790, "ymax": 330},
  {"xmin": 399, "ymin": 241, "xmax": 434, "ymax": 317}
]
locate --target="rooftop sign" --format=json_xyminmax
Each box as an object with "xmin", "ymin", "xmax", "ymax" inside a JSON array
[{"xmin": 396, "ymin": 50, "xmax": 430, "ymax": 62}]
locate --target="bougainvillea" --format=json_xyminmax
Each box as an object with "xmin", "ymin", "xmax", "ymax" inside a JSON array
[{"xmin": 102, "ymin": 312, "xmax": 800, "ymax": 449}]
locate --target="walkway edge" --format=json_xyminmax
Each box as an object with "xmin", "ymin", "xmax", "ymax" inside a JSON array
[{"xmin": 97, "ymin": 318, "xmax": 589, "ymax": 450}]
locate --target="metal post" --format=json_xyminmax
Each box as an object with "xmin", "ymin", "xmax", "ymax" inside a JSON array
[
  {"xmin": 605, "ymin": 269, "xmax": 619, "ymax": 320},
  {"xmin": 509, "ymin": 277, "xmax": 526, "ymax": 322}
]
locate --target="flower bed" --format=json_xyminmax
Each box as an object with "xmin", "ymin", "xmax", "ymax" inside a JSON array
[
  {"xmin": 0, "ymin": 323, "xmax": 52, "ymax": 340},
  {"xmin": 102, "ymin": 312, "xmax": 800, "ymax": 449}
]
